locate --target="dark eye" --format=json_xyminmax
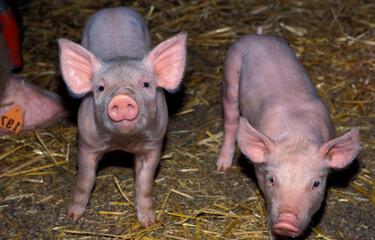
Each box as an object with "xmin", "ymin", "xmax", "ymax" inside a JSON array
[
  {"xmin": 267, "ymin": 176, "xmax": 274, "ymax": 186},
  {"xmin": 142, "ymin": 82, "xmax": 150, "ymax": 88},
  {"xmin": 313, "ymin": 180, "xmax": 321, "ymax": 188},
  {"xmin": 98, "ymin": 85, "xmax": 105, "ymax": 92}
]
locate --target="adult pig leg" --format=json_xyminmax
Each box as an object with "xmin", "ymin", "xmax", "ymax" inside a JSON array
[
  {"xmin": 0, "ymin": 77, "xmax": 68, "ymax": 135},
  {"xmin": 0, "ymin": 35, "xmax": 68, "ymax": 135},
  {"xmin": 67, "ymin": 142, "xmax": 101, "ymax": 221},
  {"xmin": 134, "ymin": 147, "xmax": 162, "ymax": 228},
  {"xmin": 216, "ymin": 46, "xmax": 243, "ymax": 172}
]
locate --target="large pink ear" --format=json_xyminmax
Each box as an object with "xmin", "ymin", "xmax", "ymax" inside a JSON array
[
  {"xmin": 319, "ymin": 128, "xmax": 359, "ymax": 169},
  {"xmin": 144, "ymin": 33, "xmax": 187, "ymax": 91},
  {"xmin": 58, "ymin": 38, "xmax": 102, "ymax": 96},
  {"xmin": 237, "ymin": 117, "xmax": 275, "ymax": 163}
]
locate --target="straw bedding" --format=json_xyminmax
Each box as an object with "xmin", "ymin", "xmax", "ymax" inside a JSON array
[{"xmin": 0, "ymin": 0, "xmax": 374, "ymax": 239}]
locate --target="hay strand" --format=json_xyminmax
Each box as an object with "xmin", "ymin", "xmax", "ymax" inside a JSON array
[{"xmin": 0, "ymin": 0, "xmax": 374, "ymax": 239}]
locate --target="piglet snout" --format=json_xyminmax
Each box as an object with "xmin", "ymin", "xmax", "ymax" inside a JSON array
[
  {"xmin": 273, "ymin": 213, "xmax": 301, "ymax": 237},
  {"xmin": 108, "ymin": 94, "xmax": 139, "ymax": 121}
]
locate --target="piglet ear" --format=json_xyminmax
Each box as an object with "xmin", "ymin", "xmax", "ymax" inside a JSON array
[
  {"xmin": 58, "ymin": 38, "xmax": 102, "ymax": 96},
  {"xmin": 144, "ymin": 33, "xmax": 187, "ymax": 92},
  {"xmin": 319, "ymin": 128, "xmax": 360, "ymax": 169},
  {"xmin": 237, "ymin": 117, "xmax": 275, "ymax": 163}
]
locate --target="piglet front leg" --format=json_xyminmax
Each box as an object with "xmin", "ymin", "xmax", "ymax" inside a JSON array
[
  {"xmin": 134, "ymin": 147, "xmax": 161, "ymax": 228},
  {"xmin": 67, "ymin": 142, "xmax": 100, "ymax": 221},
  {"xmin": 216, "ymin": 49, "xmax": 241, "ymax": 172},
  {"xmin": 216, "ymin": 98, "xmax": 240, "ymax": 172}
]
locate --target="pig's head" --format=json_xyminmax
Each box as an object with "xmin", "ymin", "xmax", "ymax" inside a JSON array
[
  {"xmin": 58, "ymin": 33, "xmax": 187, "ymax": 134},
  {"xmin": 237, "ymin": 117, "xmax": 359, "ymax": 238}
]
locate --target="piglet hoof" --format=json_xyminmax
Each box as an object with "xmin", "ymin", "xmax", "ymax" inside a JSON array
[
  {"xmin": 137, "ymin": 209, "xmax": 157, "ymax": 228},
  {"xmin": 216, "ymin": 157, "xmax": 232, "ymax": 173},
  {"xmin": 216, "ymin": 165, "xmax": 228, "ymax": 172},
  {"xmin": 66, "ymin": 203, "xmax": 85, "ymax": 221}
]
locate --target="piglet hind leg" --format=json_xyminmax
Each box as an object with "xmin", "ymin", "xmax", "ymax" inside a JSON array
[
  {"xmin": 134, "ymin": 148, "xmax": 161, "ymax": 228},
  {"xmin": 67, "ymin": 145, "xmax": 100, "ymax": 221}
]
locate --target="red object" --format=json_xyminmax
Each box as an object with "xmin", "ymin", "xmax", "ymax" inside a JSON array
[{"xmin": 0, "ymin": 7, "xmax": 22, "ymax": 69}]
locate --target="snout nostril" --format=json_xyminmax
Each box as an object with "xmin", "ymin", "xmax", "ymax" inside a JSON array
[
  {"xmin": 273, "ymin": 213, "xmax": 301, "ymax": 237},
  {"xmin": 107, "ymin": 94, "xmax": 139, "ymax": 122}
]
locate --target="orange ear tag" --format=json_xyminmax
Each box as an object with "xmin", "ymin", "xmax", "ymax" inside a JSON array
[{"xmin": 0, "ymin": 105, "xmax": 23, "ymax": 134}]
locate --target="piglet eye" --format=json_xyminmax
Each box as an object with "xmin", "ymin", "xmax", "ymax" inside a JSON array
[
  {"xmin": 142, "ymin": 82, "xmax": 150, "ymax": 88},
  {"xmin": 267, "ymin": 176, "xmax": 274, "ymax": 186},
  {"xmin": 98, "ymin": 86, "xmax": 105, "ymax": 92},
  {"xmin": 313, "ymin": 180, "xmax": 321, "ymax": 188}
]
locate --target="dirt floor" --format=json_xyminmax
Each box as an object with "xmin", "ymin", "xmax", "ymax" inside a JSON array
[{"xmin": 0, "ymin": 0, "xmax": 374, "ymax": 239}]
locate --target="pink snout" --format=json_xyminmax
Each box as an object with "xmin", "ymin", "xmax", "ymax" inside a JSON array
[
  {"xmin": 273, "ymin": 213, "xmax": 302, "ymax": 237},
  {"xmin": 107, "ymin": 94, "xmax": 139, "ymax": 122}
]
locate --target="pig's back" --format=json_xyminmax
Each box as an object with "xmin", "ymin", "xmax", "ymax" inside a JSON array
[
  {"xmin": 232, "ymin": 35, "xmax": 332, "ymax": 139},
  {"xmin": 81, "ymin": 7, "xmax": 151, "ymax": 61},
  {"xmin": 237, "ymin": 35, "xmax": 318, "ymax": 99}
]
